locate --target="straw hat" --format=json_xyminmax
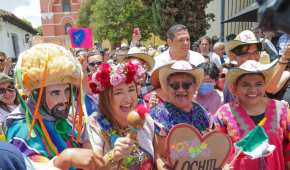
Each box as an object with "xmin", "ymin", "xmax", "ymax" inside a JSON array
[
  {"xmin": 226, "ymin": 30, "xmax": 261, "ymax": 52},
  {"xmin": 226, "ymin": 59, "xmax": 278, "ymax": 91},
  {"xmin": 159, "ymin": 60, "xmax": 204, "ymax": 90},
  {"xmin": 150, "ymin": 61, "xmax": 175, "ymax": 89},
  {"xmin": 15, "ymin": 43, "xmax": 82, "ymax": 94},
  {"xmin": 126, "ymin": 47, "xmax": 154, "ymax": 71}
]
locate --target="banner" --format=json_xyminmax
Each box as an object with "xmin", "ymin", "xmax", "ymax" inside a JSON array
[{"xmin": 69, "ymin": 28, "xmax": 93, "ymax": 48}]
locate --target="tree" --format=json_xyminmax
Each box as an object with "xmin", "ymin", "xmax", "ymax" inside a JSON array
[
  {"xmin": 36, "ymin": 26, "xmax": 43, "ymax": 35},
  {"xmin": 21, "ymin": 18, "xmax": 32, "ymax": 27},
  {"xmin": 142, "ymin": 0, "xmax": 214, "ymax": 42},
  {"xmin": 77, "ymin": 0, "xmax": 154, "ymax": 47},
  {"xmin": 77, "ymin": 0, "xmax": 97, "ymax": 27}
]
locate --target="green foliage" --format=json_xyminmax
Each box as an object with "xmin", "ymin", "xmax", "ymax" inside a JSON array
[
  {"xmin": 77, "ymin": 0, "xmax": 97, "ymax": 27},
  {"xmin": 78, "ymin": 0, "xmax": 153, "ymax": 47},
  {"xmin": 143, "ymin": 0, "xmax": 215, "ymax": 42},
  {"xmin": 36, "ymin": 26, "xmax": 43, "ymax": 35},
  {"xmin": 21, "ymin": 18, "xmax": 32, "ymax": 27}
]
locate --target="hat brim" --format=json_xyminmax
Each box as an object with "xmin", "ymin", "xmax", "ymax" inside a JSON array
[
  {"xmin": 159, "ymin": 65, "xmax": 204, "ymax": 91},
  {"xmin": 226, "ymin": 40, "xmax": 261, "ymax": 52},
  {"xmin": 150, "ymin": 61, "xmax": 175, "ymax": 89},
  {"xmin": 127, "ymin": 53, "xmax": 155, "ymax": 71},
  {"xmin": 226, "ymin": 60, "xmax": 278, "ymax": 92}
]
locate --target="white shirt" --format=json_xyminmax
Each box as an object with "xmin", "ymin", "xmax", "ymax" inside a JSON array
[
  {"xmin": 152, "ymin": 49, "xmax": 205, "ymax": 73},
  {"xmin": 208, "ymin": 52, "xmax": 222, "ymax": 68}
]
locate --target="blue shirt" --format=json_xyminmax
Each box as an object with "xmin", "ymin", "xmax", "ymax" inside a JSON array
[{"xmin": 150, "ymin": 102, "xmax": 210, "ymax": 136}]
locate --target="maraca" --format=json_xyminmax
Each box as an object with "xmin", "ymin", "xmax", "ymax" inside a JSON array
[{"xmin": 126, "ymin": 104, "xmax": 148, "ymax": 140}]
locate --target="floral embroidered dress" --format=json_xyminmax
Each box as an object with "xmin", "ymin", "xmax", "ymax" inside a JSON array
[
  {"xmin": 89, "ymin": 112, "xmax": 155, "ymax": 170},
  {"xmin": 150, "ymin": 102, "xmax": 210, "ymax": 136},
  {"xmin": 215, "ymin": 99, "xmax": 290, "ymax": 170}
]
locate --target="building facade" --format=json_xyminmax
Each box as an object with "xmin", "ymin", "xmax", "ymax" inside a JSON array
[
  {"xmin": 40, "ymin": 0, "xmax": 86, "ymax": 46},
  {"xmin": 0, "ymin": 9, "xmax": 37, "ymax": 59},
  {"xmin": 206, "ymin": 0, "xmax": 257, "ymax": 41}
]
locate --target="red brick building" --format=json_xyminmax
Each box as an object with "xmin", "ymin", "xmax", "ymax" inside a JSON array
[{"xmin": 39, "ymin": 0, "xmax": 85, "ymax": 46}]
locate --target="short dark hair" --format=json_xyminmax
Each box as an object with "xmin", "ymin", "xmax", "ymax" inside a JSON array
[
  {"xmin": 198, "ymin": 62, "xmax": 219, "ymax": 81},
  {"xmin": 167, "ymin": 24, "xmax": 188, "ymax": 40}
]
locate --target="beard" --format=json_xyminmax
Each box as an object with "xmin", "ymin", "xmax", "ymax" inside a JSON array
[{"xmin": 49, "ymin": 103, "xmax": 70, "ymax": 119}]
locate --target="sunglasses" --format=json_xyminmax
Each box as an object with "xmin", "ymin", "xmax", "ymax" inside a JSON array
[
  {"xmin": 0, "ymin": 87, "xmax": 15, "ymax": 95},
  {"xmin": 0, "ymin": 59, "xmax": 5, "ymax": 63},
  {"xmin": 88, "ymin": 61, "xmax": 102, "ymax": 67},
  {"xmin": 169, "ymin": 81, "xmax": 193, "ymax": 90}
]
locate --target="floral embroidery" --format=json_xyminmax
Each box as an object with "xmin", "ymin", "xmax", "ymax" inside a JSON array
[
  {"xmin": 94, "ymin": 114, "xmax": 153, "ymax": 169},
  {"xmin": 150, "ymin": 102, "xmax": 210, "ymax": 136}
]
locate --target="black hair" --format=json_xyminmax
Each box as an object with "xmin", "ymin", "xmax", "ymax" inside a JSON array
[
  {"xmin": 198, "ymin": 62, "xmax": 220, "ymax": 81},
  {"xmin": 166, "ymin": 24, "xmax": 188, "ymax": 40},
  {"xmin": 231, "ymin": 43, "xmax": 262, "ymax": 56}
]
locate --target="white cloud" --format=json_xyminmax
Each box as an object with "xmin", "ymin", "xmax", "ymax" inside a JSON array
[{"xmin": 12, "ymin": 0, "xmax": 41, "ymax": 28}]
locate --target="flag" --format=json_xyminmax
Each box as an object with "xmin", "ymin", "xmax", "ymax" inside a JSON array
[
  {"xmin": 235, "ymin": 125, "xmax": 275, "ymax": 159},
  {"xmin": 69, "ymin": 28, "xmax": 93, "ymax": 48}
]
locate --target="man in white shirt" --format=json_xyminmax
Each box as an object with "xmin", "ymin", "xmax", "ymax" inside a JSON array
[{"xmin": 153, "ymin": 24, "xmax": 205, "ymax": 71}]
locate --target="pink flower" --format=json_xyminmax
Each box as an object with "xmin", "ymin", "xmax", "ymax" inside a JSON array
[
  {"xmin": 110, "ymin": 73, "xmax": 126, "ymax": 86},
  {"xmin": 115, "ymin": 64, "xmax": 125, "ymax": 74}
]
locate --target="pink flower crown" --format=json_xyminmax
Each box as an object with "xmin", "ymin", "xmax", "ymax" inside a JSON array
[{"xmin": 89, "ymin": 61, "xmax": 146, "ymax": 93}]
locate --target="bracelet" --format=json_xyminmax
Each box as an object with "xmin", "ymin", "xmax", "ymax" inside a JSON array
[
  {"xmin": 278, "ymin": 60, "xmax": 288, "ymax": 65},
  {"xmin": 105, "ymin": 150, "xmax": 118, "ymax": 167}
]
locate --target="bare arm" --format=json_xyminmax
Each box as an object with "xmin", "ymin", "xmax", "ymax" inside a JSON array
[{"xmin": 266, "ymin": 45, "xmax": 290, "ymax": 93}]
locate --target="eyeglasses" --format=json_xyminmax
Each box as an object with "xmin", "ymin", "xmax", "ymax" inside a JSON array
[
  {"xmin": 88, "ymin": 61, "xmax": 102, "ymax": 67},
  {"xmin": 237, "ymin": 51, "xmax": 259, "ymax": 58},
  {"xmin": 0, "ymin": 87, "xmax": 15, "ymax": 95},
  {"xmin": 0, "ymin": 59, "xmax": 5, "ymax": 63},
  {"xmin": 169, "ymin": 81, "xmax": 193, "ymax": 90}
]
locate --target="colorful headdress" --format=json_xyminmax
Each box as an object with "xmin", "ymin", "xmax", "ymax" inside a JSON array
[
  {"xmin": 89, "ymin": 61, "xmax": 146, "ymax": 93},
  {"xmin": 15, "ymin": 43, "xmax": 82, "ymax": 94},
  {"xmin": 14, "ymin": 43, "xmax": 85, "ymax": 157}
]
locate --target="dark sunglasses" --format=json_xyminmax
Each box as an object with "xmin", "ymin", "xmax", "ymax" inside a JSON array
[
  {"xmin": 0, "ymin": 87, "xmax": 15, "ymax": 95},
  {"xmin": 0, "ymin": 59, "xmax": 5, "ymax": 63},
  {"xmin": 169, "ymin": 81, "xmax": 193, "ymax": 90},
  {"xmin": 88, "ymin": 61, "xmax": 102, "ymax": 67}
]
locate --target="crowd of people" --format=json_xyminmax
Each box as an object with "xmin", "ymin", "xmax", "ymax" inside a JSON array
[{"xmin": 0, "ymin": 24, "xmax": 289, "ymax": 170}]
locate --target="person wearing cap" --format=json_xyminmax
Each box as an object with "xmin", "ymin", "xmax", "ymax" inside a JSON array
[
  {"xmin": 87, "ymin": 61, "xmax": 155, "ymax": 169},
  {"xmin": 0, "ymin": 73, "xmax": 18, "ymax": 124},
  {"xmin": 152, "ymin": 24, "xmax": 205, "ymax": 71},
  {"xmin": 5, "ymin": 43, "xmax": 104, "ymax": 169},
  {"xmin": 215, "ymin": 60, "xmax": 289, "ymax": 170},
  {"xmin": 150, "ymin": 60, "xmax": 210, "ymax": 169}
]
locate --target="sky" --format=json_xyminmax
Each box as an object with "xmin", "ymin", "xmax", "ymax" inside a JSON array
[{"xmin": 0, "ymin": 0, "xmax": 41, "ymax": 28}]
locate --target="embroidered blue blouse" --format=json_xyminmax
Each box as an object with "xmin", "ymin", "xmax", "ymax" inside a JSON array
[{"xmin": 150, "ymin": 102, "xmax": 210, "ymax": 136}]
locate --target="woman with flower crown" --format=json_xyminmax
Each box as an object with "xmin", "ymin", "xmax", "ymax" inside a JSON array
[{"xmin": 87, "ymin": 61, "xmax": 155, "ymax": 169}]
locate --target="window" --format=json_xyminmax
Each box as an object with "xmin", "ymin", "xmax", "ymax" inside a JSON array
[
  {"xmin": 64, "ymin": 23, "xmax": 72, "ymax": 34},
  {"xmin": 62, "ymin": 0, "xmax": 71, "ymax": 12}
]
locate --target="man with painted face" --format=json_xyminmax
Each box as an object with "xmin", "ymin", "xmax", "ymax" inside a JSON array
[{"xmin": 6, "ymin": 43, "xmax": 104, "ymax": 170}]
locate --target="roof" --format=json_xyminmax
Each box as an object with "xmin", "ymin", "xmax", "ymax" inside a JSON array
[{"xmin": 0, "ymin": 9, "xmax": 38, "ymax": 34}]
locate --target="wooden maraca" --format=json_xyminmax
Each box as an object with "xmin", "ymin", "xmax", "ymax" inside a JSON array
[{"xmin": 126, "ymin": 104, "xmax": 148, "ymax": 140}]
